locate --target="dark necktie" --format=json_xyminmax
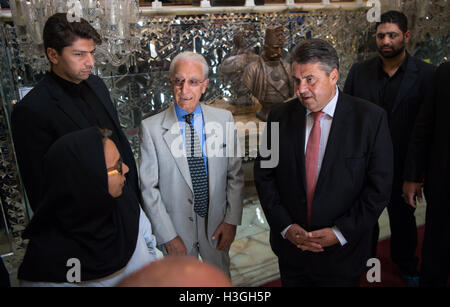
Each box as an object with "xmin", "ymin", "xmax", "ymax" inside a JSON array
[
  {"xmin": 305, "ymin": 111, "xmax": 324, "ymax": 227},
  {"xmin": 184, "ymin": 114, "xmax": 209, "ymax": 218}
]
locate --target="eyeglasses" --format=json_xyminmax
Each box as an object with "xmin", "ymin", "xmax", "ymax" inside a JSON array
[
  {"xmin": 107, "ymin": 156, "xmax": 123, "ymax": 176},
  {"xmin": 171, "ymin": 78, "xmax": 206, "ymax": 88}
]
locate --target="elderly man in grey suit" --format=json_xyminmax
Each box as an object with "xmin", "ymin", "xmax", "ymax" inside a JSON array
[{"xmin": 139, "ymin": 51, "xmax": 244, "ymax": 275}]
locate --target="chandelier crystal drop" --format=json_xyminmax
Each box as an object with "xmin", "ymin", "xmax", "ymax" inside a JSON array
[{"xmin": 9, "ymin": 0, "xmax": 142, "ymax": 73}]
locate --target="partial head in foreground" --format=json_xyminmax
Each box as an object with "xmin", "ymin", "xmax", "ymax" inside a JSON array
[{"xmin": 118, "ymin": 256, "xmax": 232, "ymax": 287}]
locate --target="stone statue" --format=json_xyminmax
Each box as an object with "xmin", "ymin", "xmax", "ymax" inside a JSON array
[
  {"xmin": 242, "ymin": 25, "xmax": 294, "ymax": 121},
  {"xmin": 220, "ymin": 31, "xmax": 260, "ymax": 106}
]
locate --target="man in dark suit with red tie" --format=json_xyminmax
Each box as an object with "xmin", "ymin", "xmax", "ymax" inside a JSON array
[{"xmin": 254, "ymin": 39, "xmax": 394, "ymax": 286}]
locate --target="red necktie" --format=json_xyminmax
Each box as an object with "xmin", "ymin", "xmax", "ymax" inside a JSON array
[{"xmin": 305, "ymin": 111, "xmax": 324, "ymax": 227}]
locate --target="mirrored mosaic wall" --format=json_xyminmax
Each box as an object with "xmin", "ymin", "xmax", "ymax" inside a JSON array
[
  {"xmin": 0, "ymin": 2, "xmax": 449, "ymax": 257},
  {"xmin": 0, "ymin": 20, "xmax": 29, "ymax": 260}
]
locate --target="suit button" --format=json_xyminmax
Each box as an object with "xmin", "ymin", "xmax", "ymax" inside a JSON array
[
  {"xmin": 188, "ymin": 217, "xmax": 194, "ymax": 222},
  {"xmin": 188, "ymin": 199, "xmax": 193, "ymax": 204}
]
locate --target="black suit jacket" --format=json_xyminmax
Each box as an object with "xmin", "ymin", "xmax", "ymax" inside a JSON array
[
  {"xmin": 343, "ymin": 55, "xmax": 435, "ymax": 190},
  {"xmin": 404, "ymin": 62, "xmax": 450, "ymax": 213},
  {"xmin": 11, "ymin": 73, "xmax": 140, "ymax": 211},
  {"xmin": 254, "ymin": 92, "xmax": 393, "ymax": 280}
]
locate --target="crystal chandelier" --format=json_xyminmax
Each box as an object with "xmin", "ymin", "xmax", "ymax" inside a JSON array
[{"xmin": 9, "ymin": 0, "xmax": 141, "ymax": 73}]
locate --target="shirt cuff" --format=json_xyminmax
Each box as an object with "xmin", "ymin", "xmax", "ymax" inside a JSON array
[
  {"xmin": 281, "ymin": 224, "xmax": 292, "ymax": 239},
  {"xmin": 332, "ymin": 226, "xmax": 347, "ymax": 246}
]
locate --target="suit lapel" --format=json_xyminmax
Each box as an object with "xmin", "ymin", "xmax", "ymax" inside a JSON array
[
  {"xmin": 84, "ymin": 77, "xmax": 138, "ymax": 168},
  {"xmin": 292, "ymin": 101, "xmax": 307, "ymax": 193},
  {"xmin": 85, "ymin": 77, "xmax": 122, "ymax": 129},
  {"xmin": 315, "ymin": 92, "xmax": 352, "ymax": 192},
  {"xmin": 47, "ymin": 74, "xmax": 123, "ymax": 132},
  {"xmin": 46, "ymin": 75, "xmax": 90, "ymax": 129},
  {"xmin": 369, "ymin": 60, "xmax": 381, "ymax": 104},
  {"xmin": 162, "ymin": 104, "xmax": 194, "ymax": 193},
  {"xmin": 201, "ymin": 104, "xmax": 219, "ymax": 198},
  {"xmin": 391, "ymin": 57, "xmax": 419, "ymax": 114}
]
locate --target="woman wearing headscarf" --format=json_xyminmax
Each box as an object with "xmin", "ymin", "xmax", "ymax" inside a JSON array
[{"xmin": 18, "ymin": 127, "xmax": 157, "ymax": 286}]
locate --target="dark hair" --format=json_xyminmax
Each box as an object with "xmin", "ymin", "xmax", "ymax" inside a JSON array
[
  {"xmin": 290, "ymin": 39, "xmax": 339, "ymax": 73},
  {"xmin": 376, "ymin": 10, "xmax": 408, "ymax": 33},
  {"xmin": 43, "ymin": 13, "xmax": 101, "ymax": 57}
]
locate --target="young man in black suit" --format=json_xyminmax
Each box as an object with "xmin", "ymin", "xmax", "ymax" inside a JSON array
[
  {"xmin": 343, "ymin": 11, "xmax": 435, "ymax": 286},
  {"xmin": 11, "ymin": 13, "xmax": 141, "ymax": 214},
  {"xmin": 254, "ymin": 39, "xmax": 393, "ymax": 286},
  {"xmin": 403, "ymin": 62, "xmax": 450, "ymax": 287}
]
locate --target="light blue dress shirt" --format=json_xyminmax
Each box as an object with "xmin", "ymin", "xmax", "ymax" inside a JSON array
[{"xmin": 174, "ymin": 103, "xmax": 208, "ymax": 174}]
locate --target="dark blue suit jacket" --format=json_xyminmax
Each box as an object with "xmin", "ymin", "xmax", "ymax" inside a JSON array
[{"xmin": 254, "ymin": 92, "xmax": 393, "ymax": 280}]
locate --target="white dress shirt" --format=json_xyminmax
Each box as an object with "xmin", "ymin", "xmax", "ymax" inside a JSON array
[{"xmin": 281, "ymin": 86, "xmax": 348, "ymax": 246}]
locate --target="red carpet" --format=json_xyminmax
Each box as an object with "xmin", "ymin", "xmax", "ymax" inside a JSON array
[
  {"xmin": 260, "ymin": 225, "xmax": 448, "ymax": 287},
  {"xmin": 360, "ymin": 225, "xmax": 425, "ymax": 287}
]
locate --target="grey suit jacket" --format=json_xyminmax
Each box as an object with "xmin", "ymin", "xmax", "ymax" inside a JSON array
[{"xmin": 139, "ymin": 103, "xmax": 244, "ymax": 250}]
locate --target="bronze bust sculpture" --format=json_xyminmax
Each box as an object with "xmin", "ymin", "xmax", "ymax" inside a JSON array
[
  {"xmin": 220, "ymin": 31, "xmax": 260, "ymax": 106},
  {"xmin": 242, "ymin": 26, "xmax": 294, "ymax": 121}
]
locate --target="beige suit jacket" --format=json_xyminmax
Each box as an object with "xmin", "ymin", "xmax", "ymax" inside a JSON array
[{"xmin": 139, "ymin": 103, "xmax": 244, "ymax": 251}]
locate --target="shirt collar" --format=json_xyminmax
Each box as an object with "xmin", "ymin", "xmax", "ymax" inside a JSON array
[
  {"xmin": 174, "ymin": 102, "xmax": 202, "ymax": 122},
  {"xmin": 50, "ymin": 70, "xmax": 83, "ymax": 97},
  {"xmin": 377, "ymin": 51, "xmax": 410, "ymax": 75},
  {"xmin": 399, "ymin": 51, "xmax": 410, "ymax": 72},
  {"xmin": 305, "ymin": 85, "xmax": 339, "ymax": 118}
]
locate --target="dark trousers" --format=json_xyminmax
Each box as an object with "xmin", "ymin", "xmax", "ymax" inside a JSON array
[
  {"xmin": 278, "ymin": 259, "xmax": 361, "ymax": 287},
  {"xmin": 372, "ymin": 192, "xmax": 419, "ymax": 275},
  {"xmin": 419, "ymin": 201, "xmax": 450, "ymax": 287}
]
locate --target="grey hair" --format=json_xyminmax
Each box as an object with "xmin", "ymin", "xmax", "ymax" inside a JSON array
[
  {"xmin": 169, "ymin": 51, "xmax": 209, "ymax": 79},
  {"xmin": 290, "ymin": 39, "xmax": 339, "ymax": 74}
]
